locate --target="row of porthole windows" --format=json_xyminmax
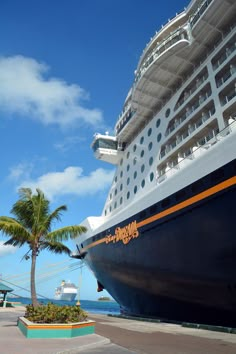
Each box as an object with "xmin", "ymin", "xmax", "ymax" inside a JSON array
[
  {"xmin": 114, "ymin": 154, "xmax": 155, "ymax": 189},
  {"xmin": 121, "ymin": 134, "xmax": 161, "ymax": 165},
  {"xmin": 107, "ymin": 164, "xmax": 226, "ymax": 215},
  {"xmin": 111, "ymin": 158, "xmax": 155, "ymax": 198},
  {"xmin": 119, "ymin": 120, "xmax": 162, "ymax": 166},
  {"xmin": 108, "ymin": 171, "xmax": 155, "ymax": 206}
]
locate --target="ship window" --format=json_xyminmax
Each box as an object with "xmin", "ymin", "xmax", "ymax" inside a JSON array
[
  {"xmin": 161, "ymin": 197, "xmax": 170, "ymax": 208},
  {"xmin": 127, "ymin": 191, "xmax": 130, "ymax": 200},
  {"xmin": 126, "ymin": 151, "xmax": 130, "ymax": 159},
  {"xmin": 141, "ymin": 164, "xmax": 145, "ymax": 173},
  {"xmin": 141, "ymin": 179, "xmax": 145, "ymax": 188},
  {"xmin": 115, "ymin": 176, "xmax": 117, "ymax": 182},
  {"xmin": 148, "ymin": 128, "xmax": 152, "ymax": 136},
  {"xmin": 134, "ymin": 171, "xmax": 137, "ymax": 179},
  {"xmin": 139, "ymin": 210, "xmax": 146, "ymax": 220},
  {"xmin": 140, "ymin": 136, "xmax": 144, "ymax": 144},
  {"xmin": 120, "ymin": 184, "xmax": 123, "ymax": 191},
  {"xmin": 120, "ymin": 170, "xmax": 123, "ymax": 178},
  {"xmin": 115, "ymin": 189, "xmax": 117, "ymax": 196},
  {"xmin": 150, "ymin": 172, "xmax": 154, "ymax": 181},
  {"xmin": 109, "ymin": 206, "xmax": 112, "ymax": 212},
  {"xmin": 191, "ymin": 180, "xmax": 204, "ymax": 193},
  {"xmin": 141, "ymin": 150, "xmax": 144, "ymax": 158},
  {"xmin": 109, "ymin": 193, "xmax": 112, "ymax": 200},
  {"xmin": 120, "ymin": 197, "xmax": 123, "ymax": 205},
  {"xmin": 165, "ymin": 108, "xmax": 170, "ymax": 118},
  {"xmin": 105, "ymin": 210, "xmax": 107, "ymax": 216},
  {"xmin": 127, "ymin": 177, "xmax": 130, "ymax": 185},
  {"xmin": 120, "ymin": 158, "xmax": 123, "ymax": 166},
  {"xmin": 175, "ymin": 189, "xmax": 186, "ymax": 201},
  {"xmin": 114, "ymin": 202, "xmax": 117, "ymax": 209},
  {"xmin": 234, "ymin": 160, "xmax": 236, "ymax": 172},
  {"xmin": 149, "ymin": 157, "xmax": 153, "ymax": 166},
  {"xmin": 157, "ymin": 133, "xmax": 162, "ymax": 142},
  {"xmin": 211, "ymin": 168, "xmax": 224, "ymax": 182},
  {"xmin": 133, "ymin": 157, "xmax": 137, "ymax": 165},
  {"xmin": 156, "ymin": 119, "xmax": 160, "ymax": 128},
  {"xmin": 150, "ymin": 204, "xmax": 157, "ymax": 214},
  {"xmin": 148, "ymin": 142, "xmax": 153, "ymax": 151},
  {"xmin": 133, "ymin": 144, "xmax": 137, "ymax": 152},
  {"xmin": 134, "ymin": 185, "xmax": 137, "ymax": 194},
  {"xmin": 127, "ymin": 164, "xmax": 130, "ymax": 172}
]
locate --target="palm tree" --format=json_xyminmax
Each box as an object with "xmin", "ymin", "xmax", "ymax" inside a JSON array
[{"xmin": 0, "ymin": 188, "xmax": 87, "ymax": 307}]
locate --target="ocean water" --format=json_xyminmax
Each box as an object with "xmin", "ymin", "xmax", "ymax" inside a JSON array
[{"xmin": 8, "ymin": 297, "xmax": 120, "ymax": 315}]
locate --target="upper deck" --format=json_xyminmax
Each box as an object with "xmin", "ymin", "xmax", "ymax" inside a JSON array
[{"xmin": 115, "ymin": 0, "xmax": 235, "ymax": 145}]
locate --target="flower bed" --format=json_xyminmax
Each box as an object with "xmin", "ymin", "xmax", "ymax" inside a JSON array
[{"xmin": 18, "ymin": 316, "xmax": 95, "ymax": 338}]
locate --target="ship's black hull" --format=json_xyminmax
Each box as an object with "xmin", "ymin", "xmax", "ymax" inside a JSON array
[{"xmin": 80, "ymin": 160, "xmax": 236, "ymax": 327}]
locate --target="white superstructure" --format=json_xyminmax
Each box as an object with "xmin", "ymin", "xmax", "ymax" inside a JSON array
[
  {"xmin": 79, "ymin": 0, "xmax": 236, "ymax": 240},
  {"xmin": 54, "ymin": 281, "xmax": 77, "ymax": 302}
]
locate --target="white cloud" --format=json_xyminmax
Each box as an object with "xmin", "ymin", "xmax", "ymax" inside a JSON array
[
  {"xmin": 9, "ymin": 162, "xmax": 34, "ymax": 181},
  {"xmin": 0, "ymin": 55, "xmax": 103, "ymax": 128},
  {"xmin": 18, "ymin": 166, "xmax": 114, "ymax": 200},
  {"xmin": 0, "ymin": 241, "xmax": 17, "ymax": 256},
  {"xmin": 53, "ymin": 136, "xmax": 86, "ymax": 153}
]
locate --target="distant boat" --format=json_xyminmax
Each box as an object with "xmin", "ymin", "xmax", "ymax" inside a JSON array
[{"xmin": 54, "ymin": 280, "xmax": 77, "ymax": 301}]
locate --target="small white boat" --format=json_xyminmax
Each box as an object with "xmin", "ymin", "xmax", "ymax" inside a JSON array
[{"xmin": 54, "ymin": 280, "xmax": 77, "ymax": 301}]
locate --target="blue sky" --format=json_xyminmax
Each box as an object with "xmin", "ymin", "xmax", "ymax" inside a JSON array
[{"xmin": 0, "ymin": 0, "xmax": 189, "ymax": 300}]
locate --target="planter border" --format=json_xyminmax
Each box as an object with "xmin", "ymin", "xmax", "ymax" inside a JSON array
[{"xmin": 18, "ymin": 316, "xmax": 95, "ymax": 338}]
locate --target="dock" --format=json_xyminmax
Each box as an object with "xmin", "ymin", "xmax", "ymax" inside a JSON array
[{"xmin": 1, "ymin": 306, "xmax": 236, "ymax": 353}]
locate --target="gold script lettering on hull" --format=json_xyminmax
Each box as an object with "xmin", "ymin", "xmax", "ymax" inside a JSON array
[{"xmin": 105, "ymin": 221, "xmax": 139, "ymax": 245}]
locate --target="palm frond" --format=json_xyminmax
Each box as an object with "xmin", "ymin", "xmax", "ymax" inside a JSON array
[
  {"xmin": 41, "ymin": 241, "xmax": 71, "ymax": 255},
  {"xmin": 47, "ymin": 225, "xmax": 87, "ymax": 242},
  {"xmin": 0, "ymin": 216, "xmax": 31, "ymax": 247},
  {"xmin": 0, "ymin": 216, "xmax": 18, "ymax": 223},
  {"xmin": 41, "ymin": 205, "xmax": 67, "ymax": 233}
]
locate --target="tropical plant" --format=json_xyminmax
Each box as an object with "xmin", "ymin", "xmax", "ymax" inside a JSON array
[
  {"xmin": 25, "ymin": 303, "xmax": 88, "ymax": 323},
  {"xmin": 0, "ymin": 188, "xmax": 87, "ymax": 307}
]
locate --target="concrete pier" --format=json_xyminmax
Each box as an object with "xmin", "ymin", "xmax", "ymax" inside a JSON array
[{"xmin": 0, "ymin": 306, "xmax": 236, "ymax": 353}]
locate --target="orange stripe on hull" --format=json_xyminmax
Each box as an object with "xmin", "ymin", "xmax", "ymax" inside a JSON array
[{"xmin": 84, "ymin": 176, "xmax": 236, "ymax": 251}]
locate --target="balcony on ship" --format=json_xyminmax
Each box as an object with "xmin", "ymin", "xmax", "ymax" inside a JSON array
[
  {"xmin": 174, "ymin": 68, "xmax": 209, "ymax": 111},
  {"xmin": 215, "ymin": 62, "xmax": 236, "ymax": 88},
  {"xmin": 165, "ymin": 85, "xmax": 213, "ymax": 139},
  {"xmin": 91, "ymin": 133, "xmax": 124, "ymax": 165},
  {"xmin": 212, "ymin": 35, "xmax": 236, "ymax": 71},
  {"xmin": 157, "ymin": 123, "xmax": 222, "ymax": 184}
]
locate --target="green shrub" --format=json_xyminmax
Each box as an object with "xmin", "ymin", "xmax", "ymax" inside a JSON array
[{"xmin": 25, "ymin": 303, "xmax": 88, "ymax": 323}]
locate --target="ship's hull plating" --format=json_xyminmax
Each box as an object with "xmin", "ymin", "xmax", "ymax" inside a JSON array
[
  {"xmin": 82, "ymin": 160, "xmax": 236, "ymax": 326},
  {"xmin": 54, "ymin": 293, "xmax": 77, "ymax": 302}
]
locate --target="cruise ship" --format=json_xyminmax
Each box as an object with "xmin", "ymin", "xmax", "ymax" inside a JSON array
[
  {"xmin": 74, "ymin": 0, "xmax": 236, "ymax": 326},
  {"xmin": 54, "ymin": 281, "xmax": 77, "ymax": 302}
]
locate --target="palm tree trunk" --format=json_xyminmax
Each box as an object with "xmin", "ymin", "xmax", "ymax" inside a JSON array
[{"xmin": 31, "ymin": 251, "xmax": 39, "ymax": 307}]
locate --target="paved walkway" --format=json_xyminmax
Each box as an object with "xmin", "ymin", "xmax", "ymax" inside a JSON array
[{"xmin": 1, "ymin": 306, "xmax": 236, "ymax": 353}]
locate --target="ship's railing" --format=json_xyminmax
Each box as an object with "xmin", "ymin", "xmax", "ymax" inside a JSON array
[
  {"xmin": 134, "ymin": 26, "xmax": 189, "ymax": 86},
  {"xmin": 174, "ymin": 24, "xmax": 236, "ymax": 108},
  {"xmin": 116, "ymin": 110, "xmax": 137, "ymax": 135},
  {"xmin": 137, "ymin": 10, "xmax": 186, "ymax": 70},
  {"xmin": 189, "ymin": 0, "xmax": 213, "ymax": 29},
  {"xmin": 117, "ymin": 104, "xmax": 131, "ymax": 121},
  {"xmin": 220, "ymin": 85, "xmax": 236, "ymax": 106},
  {"xmin": 212, "ymin": 41, "xmax": 236, "ymax": 71},
  {"xmin": 165, "ymin": 89, "xmax": 212, "ymax": 137},
  {"xmin": 157, "ymin": 120, "xmax": 235, "ymax": 183},
  {"xmin": 160, "ymin": 107, "xmax": 215, "ymax": 159},
  {"xmin": 114, "ymin": 10, "xmax": 235, "ymax": 146},
  {"xmin": 175, "ymin": 72, "xmax": 208, "ymax": 110},
  {"xmin": 216, "ymin": 64, "xmax": 236, "ymax": 88}
]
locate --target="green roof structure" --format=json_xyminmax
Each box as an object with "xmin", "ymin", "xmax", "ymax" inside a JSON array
[
  {"xmin": 0, "ymin": 282, "xmax": 13, "ymax": 293},
  {"xmin": 0, "ymin": 282, "xmax": 13, "ymax": 308}
]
